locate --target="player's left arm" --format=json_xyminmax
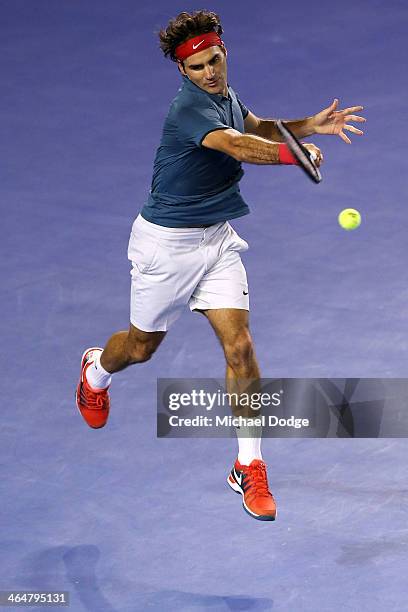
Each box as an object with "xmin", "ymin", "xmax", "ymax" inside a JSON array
[
  {"xmin": 244, "ymin": 99, "xmax": 366, "ymax": 144},
  {"xmin": 243, "ymin": 111, "xmax": 285, "ymax": 141},
  {"xmin": 244, "ymin": 110, "xmax": 315, "ymax": 141}
]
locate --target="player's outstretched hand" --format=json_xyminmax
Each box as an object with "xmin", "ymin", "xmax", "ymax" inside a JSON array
[{"xmin": 312, "ymin": 99, "xmax": 366, "ymax": 144}]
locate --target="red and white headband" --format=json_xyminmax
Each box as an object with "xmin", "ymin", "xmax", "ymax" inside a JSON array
[{"xmin": 175, "ymin": 32, "xmax": 225, "ymax": 62}]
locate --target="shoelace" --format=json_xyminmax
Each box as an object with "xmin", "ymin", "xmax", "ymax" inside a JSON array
[
  {"xmin": 82, "ymin": 384, "xmax": 107, "ymax": 410},
  {"xmin": 243, "ymin": 462, "xmax": 272, "ymax": 499}
]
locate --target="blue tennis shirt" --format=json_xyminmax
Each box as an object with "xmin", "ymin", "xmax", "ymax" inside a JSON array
[{"xmin": 140, "ymin": 75, "xmax": 250, "ymax": 227}]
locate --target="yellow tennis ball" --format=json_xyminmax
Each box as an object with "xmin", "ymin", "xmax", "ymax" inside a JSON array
[{"xmin": 338, "ymin": 208, "xmax": 361, "ymax": 230}]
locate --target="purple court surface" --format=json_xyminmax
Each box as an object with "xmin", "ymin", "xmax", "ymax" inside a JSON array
[{"xmin": 2, "ymin": 1, "xmax": 408, "ymax": 610}]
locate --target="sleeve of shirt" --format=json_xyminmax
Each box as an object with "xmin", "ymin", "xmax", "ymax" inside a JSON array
[
  {"xmin": 236, "ymin": 95, "xmax": 249, "ymax": 119},
  {"xmin": 177, "ymin": 101, "xmax": 229, "ymax": 147}
]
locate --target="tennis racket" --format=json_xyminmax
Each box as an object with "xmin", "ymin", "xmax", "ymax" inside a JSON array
[{"xmin": 276, "ymin": 119, "xmax": 322, "ymax": 184}]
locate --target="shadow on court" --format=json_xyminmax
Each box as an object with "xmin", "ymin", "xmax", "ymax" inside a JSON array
[{"xmin": 4, "ymin": 543, "xmax": 274, "ymax": 611}]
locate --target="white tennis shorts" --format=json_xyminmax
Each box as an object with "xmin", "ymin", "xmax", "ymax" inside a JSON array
[{"xmin": 127, "ymin": 214, "xmax": 250, "ymax": 332}]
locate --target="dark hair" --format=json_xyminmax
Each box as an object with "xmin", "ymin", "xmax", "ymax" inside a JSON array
[{"xmin": 158, "ymin": 10, "xmax": 223, "ymax": 62}]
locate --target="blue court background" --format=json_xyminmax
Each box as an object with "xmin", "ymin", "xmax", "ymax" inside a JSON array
[{"xmin": 1, "ymin": 0, "xmax": 408, "ymax": 610}]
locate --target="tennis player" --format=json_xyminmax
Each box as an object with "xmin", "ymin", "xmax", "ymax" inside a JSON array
[{"xmin": 76, "ymin": 10, "xmax": 365, "ymax": 521}]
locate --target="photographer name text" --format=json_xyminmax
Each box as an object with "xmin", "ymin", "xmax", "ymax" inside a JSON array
[{"xmin": 167, "ymin": 415, "xmax": 309, "ymax": 429}]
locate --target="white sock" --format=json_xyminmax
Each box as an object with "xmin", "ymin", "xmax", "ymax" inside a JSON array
[
  {"xmin": 86, "ymin": 350, "xmax": 112, "ymax": 390},
  {"xmin": 236, "ymin": 420, "xmax": 263, "ymax": 466}
]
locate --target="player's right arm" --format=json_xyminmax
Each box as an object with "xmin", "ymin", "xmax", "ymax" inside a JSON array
[
  {"xmin": 202, "ymin": 128, "xmax": 321, "ymax": 166},
  {"xmin": 202, "ymin": 128, "xmax": 280, "ymax": 164}
]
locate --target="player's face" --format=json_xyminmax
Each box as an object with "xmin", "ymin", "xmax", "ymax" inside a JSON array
[{"xmin": 179, "ymin": 46, "xmax": 228, "ymax": 96}]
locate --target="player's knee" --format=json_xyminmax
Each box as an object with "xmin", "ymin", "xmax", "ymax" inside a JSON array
[{"xmin": 224, "ymin": 332, "xmax": 254, "ymax": 369}]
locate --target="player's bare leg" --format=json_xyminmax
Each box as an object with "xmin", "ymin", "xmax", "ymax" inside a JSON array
[
  {"xmin": 201, "ymin": 308, "xmax": 260, "ymax": 410},
  {"xmin": 76, "ymin": 324, "xmax": 166, "ymax": 429},
  {"xmin": 201, "ymin": 308, "xmax": 276, "ymax": 520},
  {"xmin": 100, "ymin": 324, "xmax": 166, "ymax": 373}
]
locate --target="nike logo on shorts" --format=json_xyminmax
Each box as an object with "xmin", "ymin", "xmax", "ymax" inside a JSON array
[{"xmin": 243, "ymin": 290, "xmax": 248, "ymax": 295}]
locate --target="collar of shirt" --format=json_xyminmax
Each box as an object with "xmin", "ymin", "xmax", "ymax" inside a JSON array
[{"xmin": 182, "ymin": 75, "xmax": 231, "ymax": 102}]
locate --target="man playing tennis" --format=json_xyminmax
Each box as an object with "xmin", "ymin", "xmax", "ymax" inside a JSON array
[{"xmin": 75, "ymin": 10, "xmax": 365, "ymax": 521}]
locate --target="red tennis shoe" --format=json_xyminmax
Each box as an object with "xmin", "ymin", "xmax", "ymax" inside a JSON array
[
  {"xmin": 75, "ymin": 347, "xmax": 110, "ymax": 429},
  {"xmin": 227, "ymin": 458, "xmax": 277, "ymax": 521}
]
